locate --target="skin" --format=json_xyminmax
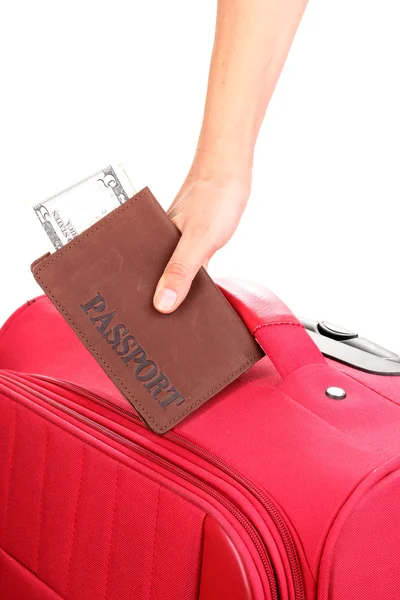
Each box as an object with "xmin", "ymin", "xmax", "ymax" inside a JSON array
[{"xmin": 154, "ymin": 0, "xmax": 309, "ymax": 313}]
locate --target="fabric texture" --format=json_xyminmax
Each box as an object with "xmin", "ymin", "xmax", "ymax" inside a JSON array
[
  {"xmin": 1, "ymin": 292, "xmax": 400, "ymax": 600},
  {"xmin": 0, "ymin": 390, "xmax": 204, "ymax": 600}
]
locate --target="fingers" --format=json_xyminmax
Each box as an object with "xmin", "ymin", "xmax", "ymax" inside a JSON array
[{"xmin": 153, "ymin": 227, "xmax": 212, "ymax": 314}]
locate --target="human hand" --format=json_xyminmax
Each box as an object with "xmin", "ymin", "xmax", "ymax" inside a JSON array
[{"xmin": 153, "ymin": 150, "xmax": 252, "ymax": 313}]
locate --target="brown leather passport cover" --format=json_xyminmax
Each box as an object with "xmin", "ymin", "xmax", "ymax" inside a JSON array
[{"xmin": 31, "ymin": 187, "xmax": 263, "ymax": 434}]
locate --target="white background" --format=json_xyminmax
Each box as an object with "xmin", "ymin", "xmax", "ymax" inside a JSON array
[{"xmin": 1, "ymin": 0, "xmax": 399, "ymax": 352}]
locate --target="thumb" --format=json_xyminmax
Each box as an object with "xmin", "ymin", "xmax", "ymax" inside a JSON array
[{"xmin": 153, "ymin": 227, "xmax": 211, "ymax": 314}]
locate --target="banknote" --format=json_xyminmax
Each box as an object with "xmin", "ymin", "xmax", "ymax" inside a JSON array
[{"xmin": 33, "ymin": 164, "xmax": 136, "ymax": 251}]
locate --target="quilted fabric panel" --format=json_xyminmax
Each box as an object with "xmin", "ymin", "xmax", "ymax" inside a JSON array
[{"xmin": 0, "ymin": 391, "xmax": 205, "ymax": 600}]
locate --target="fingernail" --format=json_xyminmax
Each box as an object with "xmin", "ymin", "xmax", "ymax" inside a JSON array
[{"xmin": 155, "ymin": 288, "xmax": 177, "ymax": 312}]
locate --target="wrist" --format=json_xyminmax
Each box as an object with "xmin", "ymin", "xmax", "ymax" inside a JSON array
[
  {"xmin": 189, "ymin": 146, "xmax": 253, "ymax": 185},
  {"xmin": 195, "ymin": 108, "xmax": 257, "ymax": 169}
]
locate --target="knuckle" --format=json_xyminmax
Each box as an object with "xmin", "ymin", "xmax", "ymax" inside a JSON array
[{"xmin": 165, "ymin": 261, "xmax": 190, "ymax": 280}]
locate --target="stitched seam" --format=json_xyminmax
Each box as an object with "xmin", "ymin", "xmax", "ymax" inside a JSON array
[
  {"xmin": 32, "ymin": 187, "xmax": 261, "ymax": 430},
  {"xmin": 148, "ymin": 486, "xmax": 161, "ymax": 600},
  {"xmin": 34, "ymin": 278, "xmax": 260, "ymax": 432},
  {"xmin": 4, "ymin": 379, "xmax": 201, "ymax": 511},
  {"xmin": 65, "ymin": 444, "xmax": 86, "ymax": 598},
  {"xmin": 33, "ymin": 190, "xmax": 148, "ymax": 274},
  {"xmin": 253, "ymin": 321, "xmax": 303, "ymax": 334},
  {"xmin": 1, "ymin": 387, "xmax": 216, "ymax": 590},
  {"xmin": 35, "ymin": 426, "xmax": 49, "ymax": 576},
  {"xmin": 3, "ymin": 407, "xmax": 18, "ymax": 547},
  {"xmin": 103, "ymin": 465, "xmax": 120, "ymax": 600}
]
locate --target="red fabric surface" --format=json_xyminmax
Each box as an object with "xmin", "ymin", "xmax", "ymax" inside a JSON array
[
  {"xmin": 1, "ymin": 292, "xmax": 400, "ymax": 600},
  {"xmin": 0, "ymin": 388, "xmax": 205, "ymax": 600},
  {"xmin": 199, "ymin": 514, "xmax": 254, "ymax": 600},
  {"xmin": 0, "ymin": 548, "xmax": 64, "ymax": 600},
  {"xmin": 319, "ymin": 466, "xmax": 400, "ymax": 600},
  {"xmin": 219, "ymin": 280, "xmax": 326, "ymax": 378}
]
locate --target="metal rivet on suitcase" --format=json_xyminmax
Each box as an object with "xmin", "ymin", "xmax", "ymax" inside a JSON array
[{"xmin": 325, "ymin": 386, "xmax": 346, "ymax": 400}]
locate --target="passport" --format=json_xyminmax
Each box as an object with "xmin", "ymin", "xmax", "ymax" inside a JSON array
[{"xmin": 31, "ymin": 187, "xmax": 263, "ymax": 434}]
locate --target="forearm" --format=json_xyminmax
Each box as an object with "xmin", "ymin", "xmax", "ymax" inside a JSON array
[{"xmin": 196, "ymin": 0, "xmax": 308, "ymax": 170}]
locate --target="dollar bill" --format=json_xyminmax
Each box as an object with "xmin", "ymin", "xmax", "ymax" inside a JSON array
[{"xmin": 33, "ymin": 164, "xmax": 136, "ymax": 251}]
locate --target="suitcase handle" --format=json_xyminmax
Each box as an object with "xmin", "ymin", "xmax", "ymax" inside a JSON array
[{"xmin": 218, "ymin": 279, "xmax": 326, "ymax": 378}]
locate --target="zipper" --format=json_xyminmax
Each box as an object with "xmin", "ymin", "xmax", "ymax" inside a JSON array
[
  {"xmin": 11, "ymin": 372, "xmax": 305, "ymax": 600},
  {"xmin": 0, "ymin": 372, "xmax": 278, "ymax": 600}
]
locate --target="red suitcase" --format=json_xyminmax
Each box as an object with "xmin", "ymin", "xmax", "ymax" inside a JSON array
[{"xmin": 1, "ymin": 280, "xmax": 400, "ymax": 600}]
